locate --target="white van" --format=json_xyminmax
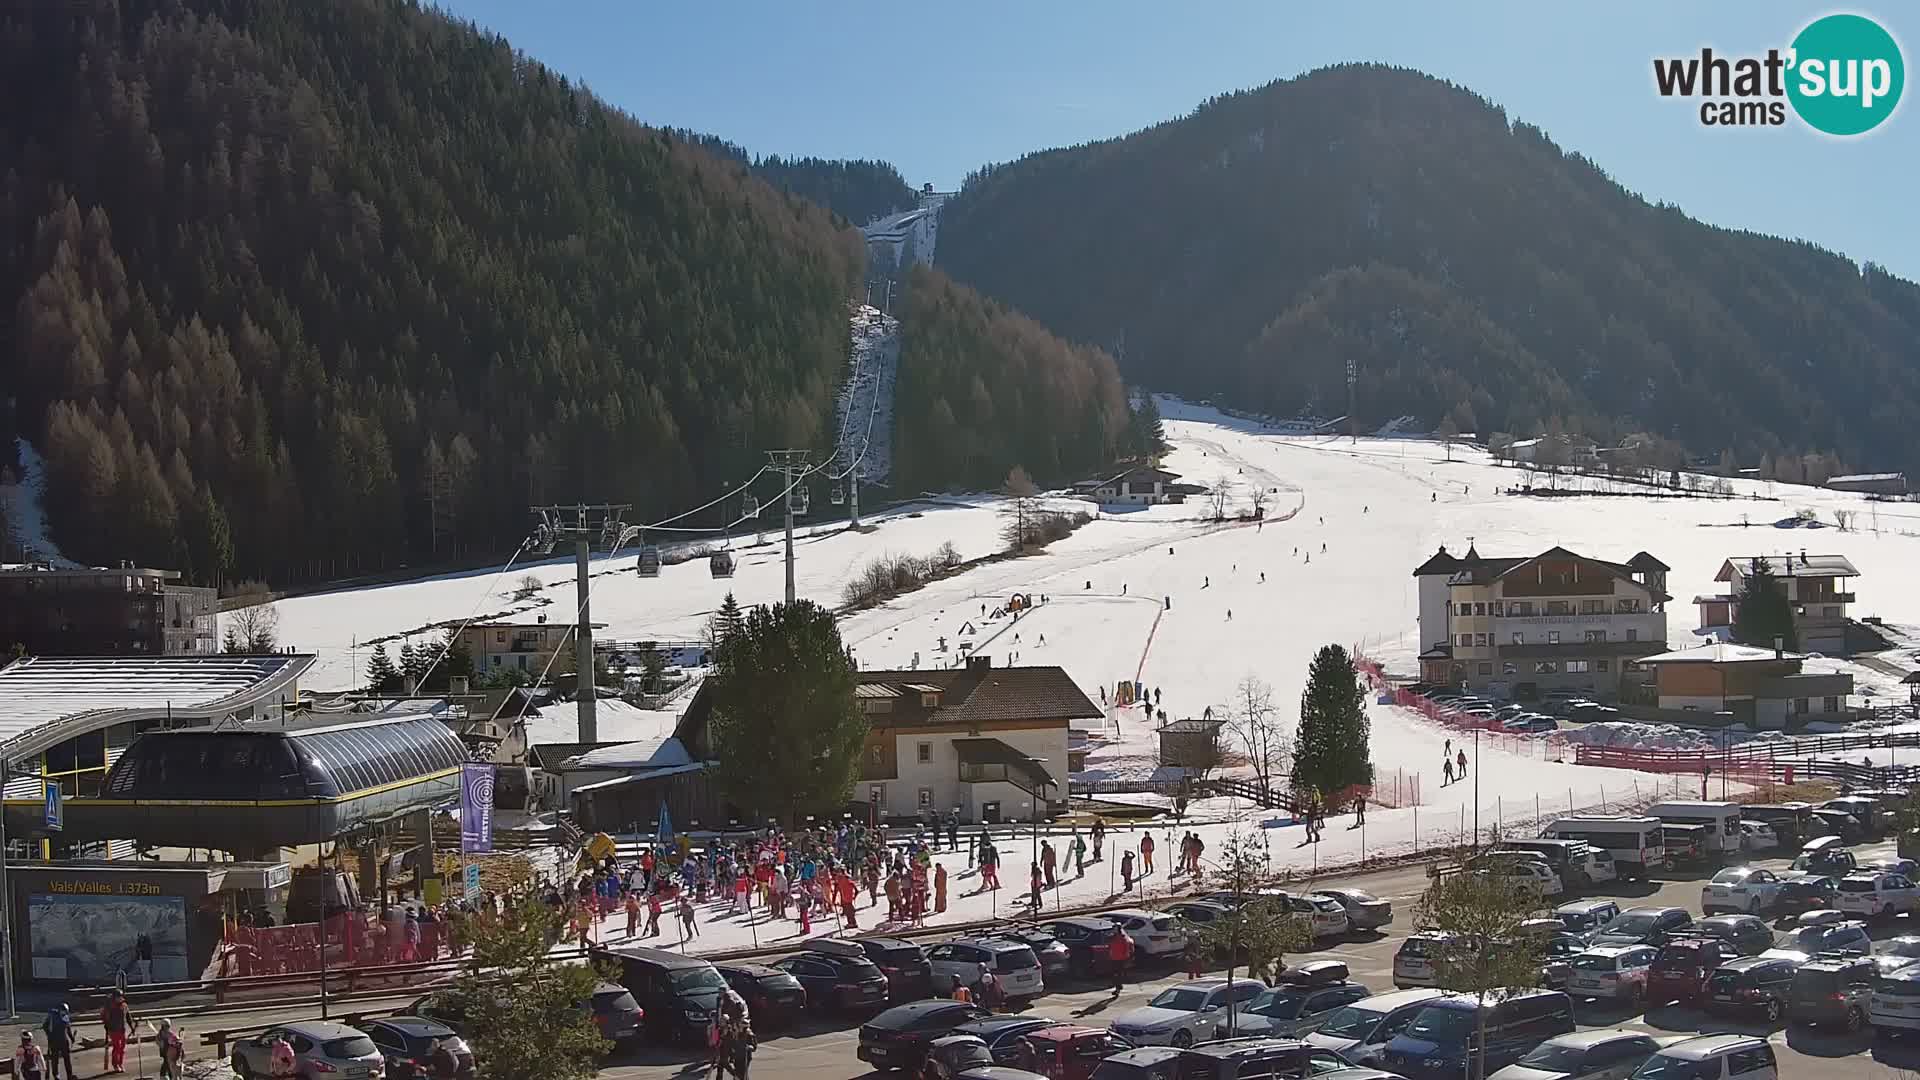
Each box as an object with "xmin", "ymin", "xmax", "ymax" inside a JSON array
[
  {"xmin": 1646, "ymin": 801, "xmax": 1743, "ymax": 856},
  {"xmin": 1544, "ymin": 816, "xmax": 1665, "ymax": 880}
]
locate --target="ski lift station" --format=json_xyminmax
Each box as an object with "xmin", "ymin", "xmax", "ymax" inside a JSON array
[{"xmin": 0, "ymin": 654, "xmax": 489, "ymax": 987}]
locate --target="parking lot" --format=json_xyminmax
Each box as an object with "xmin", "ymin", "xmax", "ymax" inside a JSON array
[{"xmin": 599, "ymin": 834, "xmax": 1920, "ymax": 1079}]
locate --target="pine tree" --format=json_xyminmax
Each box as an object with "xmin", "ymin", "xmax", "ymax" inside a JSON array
[
  {"xmin": 1290, "ymin": 644, "xmax": 1372, "ymax": 805},
  {"xmin": 707, "ymin": 591, "xmax": 745, "ymax": 648},
  {"xmin": 367, "ymin": 643, "xmax": 400, "ymax": 692},
  {"xmin": 398, "ymin": 640, "xmax": 419, "ymax": 685},
  {"xmin": 1732, "ymin": 557, "xmax": 1798, "ymax": 652},
  {"xmin": 1129, "ymin": 393, "xmax": 1168, "ymax": 456},
  {"xmin": 708, "ymin": 600, "xmax": 866, "ymax": 822}
]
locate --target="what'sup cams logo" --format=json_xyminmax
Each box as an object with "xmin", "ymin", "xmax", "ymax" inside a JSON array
[{"xmin": 1654, "ymin": 12, "xmax": 1904, "ymax": 135}]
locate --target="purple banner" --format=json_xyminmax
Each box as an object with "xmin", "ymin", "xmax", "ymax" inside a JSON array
[{"xmin": 460, "ymin": 763, "xmax": 495, "ymax": 853}]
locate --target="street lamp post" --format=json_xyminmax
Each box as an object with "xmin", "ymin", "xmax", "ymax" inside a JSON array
[{"xmin": 1472, "ymin": 724, "xmax": 1481, "ymax": 847}]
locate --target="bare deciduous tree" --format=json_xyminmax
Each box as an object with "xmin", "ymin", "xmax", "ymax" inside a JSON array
[
  {"xmin": 222, "ymin": 600, "xmax": 280, "ymax": 653},
  {"xmin": 513, "ymin": 574, "xmax": 543, "ymax": 602},
  {"xmin": 1249, "ymin": 485, "xmax": 1271, "ymax": 518},
  {"xmin": 1225, "ymin": 675, "xmax": 1289, "ymax": 799},
  {"xmin": 1209, "ymin": 473, "xmax": 1234, "ymax": 521}
]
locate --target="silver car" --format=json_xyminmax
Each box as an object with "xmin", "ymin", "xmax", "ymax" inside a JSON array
[{"xmin": 233, "ymin": 1022, "xmax": 384, "ymax": 1080}]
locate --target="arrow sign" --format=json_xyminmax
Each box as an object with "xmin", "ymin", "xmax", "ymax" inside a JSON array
[{"xmin": 44, "ymin": 783, "xmax": 62, "ymax": 832}]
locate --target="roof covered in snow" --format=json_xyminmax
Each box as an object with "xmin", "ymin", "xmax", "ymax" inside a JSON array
[
  {"xmin": 562, "ymin": 736, "xmax": 695, "ymax": 771},
  {"xmin": 1716, "ymin": 554, "xmax": 1859, "ymax": 580},
  {"xmin": 0, "ymin": 653, "xmax": 313, "ymax": 757},
  {"xmin": 1638, "ymin": 642, "xmax": 1803, "ymax": 664}
]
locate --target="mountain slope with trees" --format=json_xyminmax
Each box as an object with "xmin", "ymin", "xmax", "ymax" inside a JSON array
[
  {"xmin": 892, "ymin": 265, "xmax": 1135, "ymax": 493},
  {"xmin": 0, "ymin": 0, "xmax": 865, "ymax": 586},
  {"xmin": 668, "ymin": 131, "xmax": 920, "ymax": 226},
  {"xmin": 936, "ymin": 63, "xmax": 1920, "ymax": 473}
]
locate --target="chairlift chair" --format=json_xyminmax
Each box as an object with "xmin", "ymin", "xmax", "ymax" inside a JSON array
[
  {"xmin": 709, "ymin": 550, "xmax": 735, "ymax": 579},
  {"xmin": 793, "ymin": 486, "xmax": 811, "ymax": 516},
  {"xmin": 742, "ymin": 493, "xmax": 761, "ymax": 519},
  {"xmin": 830, "ymin": 482, "xmax": 846, "ymax": 506}
]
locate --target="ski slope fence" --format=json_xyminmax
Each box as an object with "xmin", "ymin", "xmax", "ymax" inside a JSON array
[{"xmin": 1351, "ymin": 650, "xmax": 1589, "ymax": 761}]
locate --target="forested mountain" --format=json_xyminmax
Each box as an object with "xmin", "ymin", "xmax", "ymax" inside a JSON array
[
  {"xmin": 937, "ymin": 64, "xmax": 1920, "ymax": 472},
  {"xmin": 0, "ymin": 0, "xmax": 868, "ymax": 585},
  {"xmin": 893, "ymin": 266, "xmax": 1134, "ymax": 492},
  {"xmin": 668, "ymin": 131, "xmax": 919, "ymax": 226}
]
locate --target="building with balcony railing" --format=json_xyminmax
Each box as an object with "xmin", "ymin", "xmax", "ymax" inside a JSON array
[
  {"xmin": 1637, "ymin": 640, "xmax": 1854, "ymax": 729},
  {"xmin": 1414, "ymin": 544, "xmax": 1671, "ymax": 697},
  {"xmin": 456, "ymin": 619, "xmax": 606, "ymax": 678},
  {"xmin": 1695, "ymin": 553, "xmax": 1859, "ymax": 656}
]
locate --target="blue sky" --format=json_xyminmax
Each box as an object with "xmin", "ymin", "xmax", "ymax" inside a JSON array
[{"xmin": 437, "ymin": 1, "xmax": 1916, "ymax": 280}]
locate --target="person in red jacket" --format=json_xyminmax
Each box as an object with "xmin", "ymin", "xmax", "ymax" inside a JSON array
[
  {"xmin": 1107, "ymin": 929, "xmax": 1132, "ymax": 996},
  {"xmin": 99, "ymin": 991, "xmax": 135, "ymax": 1074}
]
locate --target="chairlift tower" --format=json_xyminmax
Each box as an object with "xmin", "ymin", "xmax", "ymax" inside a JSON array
[
  {"xmin": 766, "ymin": 450, "xmax": 812, "ymax": 605},
  {"xmin": 1346, "ymin": 357, "xmax": 1358, "ymax": 445},
  {"xmin": 527, "ymin": 502, "xmax": 631, "ymax": 742}
]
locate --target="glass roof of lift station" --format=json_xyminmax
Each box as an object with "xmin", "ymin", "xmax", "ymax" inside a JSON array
[{"xmin": 102, "ymin": 713, "xmax": 468, "ymax": 801}]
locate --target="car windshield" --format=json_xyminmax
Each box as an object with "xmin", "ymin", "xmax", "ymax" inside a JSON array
[
  {"xmin": 1517, "ymin": 1044, "xmax": 1589, "ymax": 1072},
  {"xmin": 1712, "ymin": 869, "xmax": 1750, "ymax": 883},
  {"xmin": 1655, "ymin": 944, "xmax": 1706, "ymax": 968},
  {"xmin": 1400, "ymin": 939, "xmax": 1435, "ymax": 958},
  {"xmin": 996, "ymin": 948, "xmax": 1039, "ymax": 970},
  {"xmin": 1312, "ymin": 899, "xmax": 1343, "ymax": 912},
  {"xmin": 1571, "ymin": 955, "xmax": 1618, "ymax": 972},
  {"xmin": 1148, "ymin": 987, "xmax": 1209, "ymax": 1011},
  {"xmin": 671, "ymin": 967, "xmax": 727, "ymax": 993},
  {"xmin": 594, "ymin": 990, "xmax": 639, "ymax": 1012},
  {"xmin": 1313, "ymin": 1005, "xmax": 1381, "ymax": 1039},
  {"xmin": 1338, "ymin": 890, "xmax": 1378, "ymax": 903},
  {"xmin": 1787, "ymin": 926, "xmax": 1839, "ymax": 951},
  {"xmin": 1406, "ymin": 1007, "xmax": 1475, "ymax": 1042},
  {"xmin": 1248, "ymin": 990, "xmax": 1305, "ymax": 1020},
  {"xmin": 1558, "ymin": 912, "xmax": 1596, "ymax": 931},
  {"xmin": 1606, "ymin": 914, "xmax": 1657, "ymax": 935},
  {"xmin": 1878, "ymin": 977, "xmax": 1920, "ymax": 998},
  {"xmin": 1634, "ymin": 1053, "xmax": 1722, "ymax": 1080},
  {"xmin": 321, "ymin": 1036, "xmax": 377, "ymax": 1058}
]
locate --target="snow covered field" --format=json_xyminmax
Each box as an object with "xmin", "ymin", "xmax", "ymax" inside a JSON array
[{"xmin": 272, "ymin": 398, "xmax": 1920, "ymax": 950}]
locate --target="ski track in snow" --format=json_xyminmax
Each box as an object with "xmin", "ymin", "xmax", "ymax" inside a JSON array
[{"xmin": 271, "ymin": 398, "xmax": 1920, "ymax": 951}]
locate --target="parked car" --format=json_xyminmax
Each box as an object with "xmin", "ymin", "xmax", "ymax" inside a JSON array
[
  {"xmin": 1393, "ymin": 931, "xmax": 1459, "ymax": 989},
  {"xmin": 1380, "ymin": 990, "xmax": 1576, "ymax": 1080},
  {"xmin": 857, "ymin": 1001, "xmax": 993, "ymax": 1073},
  {"xmin": 1868, "ymin": 857, "xmax": 1920, "ymax": 878},
  {"xmin": 927, "ymin": 938, "xmax": 1046, "ymax": 1001},
  {"xmin": 1764, "ymin": 919, "xmax": 1871, "ymax": 961},
  {"xmin": 403, "ymin": 982, "xmax": 640, "ymax": 1048},
  {"xmin": 1488, "ymin": 1029, "xmax": 1676, "ymax": 1080},
  {"xmin": 1471, "ymin": 853, "xmax": 1563, "ymax": 898},
  {"xmin": 1045, "ymin": 917, "xmax": 1129, "ymax": 977},
  {"xmin": 1788, "ymin": 954, "xmax": 1875, "ymax": 1031},
  {"xmin": 1499, "ymin": 841, "xmax": 1616, "ymax": 890},
  {"xmin": 1537, "ymin": 933, "xmax": 1586, "ymax": 991},
  {"xmin": 1012, "ymin": 1025, "xmax": 1136, "ymax": 1080},
  {"xmin": 1315, "ymin": 887, "xmax": 1395, "ymax": 931},
  {"xmin": 1593, "ymin": 907, "xmax": 1693, "ymax": 949},
  {"xmin": 714, "ymin": 962, "xmax": 807, "ymax": 1030},
  {"xmin": 1870, "ymin": 962, "xmax": 1920, "ymax": 1039},
  {"xmin": 362, "ymin": 1018, "xmax": 474, "ymax": 1080},
  {"xmin": 1304, "ymin": 988, "xmax": 1452, "ymax": 1068},
  {"xmin": 1877, "ymin": 935, "xmax": 1920, "ymax": 968},
  {"xmin": 1099, "ymin": 909, "xmax": 1187, "ymax": 957},
  {"xmin": 1807, "ymin": 810, "xmax": 1863, "ymax": 845},
  {"xmin": 1227, "ymin": 964, "xmax": 1371, "ymax": 1037},
  {"xmin": 1822, "ymin": 796, "xmax": 1889, "ymax": 836},
  {"xmin": 1772, "ymin": 875, "xmax": 1839, "ymax": 919},
  {"xmin": 232, "ymin": 1022, "xmax": 384, "ymax": 1080},
  {"xmin": 1738, "ymin": 821, "xmax": 1780, "ymax": 853},
  {"xmin": 1628, "ymin": 1035, "xmax": 1777, "ymax": 1080},
  {"xmin": 1108, "ymin": 978, "xmax": 1268, "ymax": 1048},
  {"xmin": 774, "ymin": 949, "xmax": 891, "ymax": 1014},
  {"xmin": 1702, "ymin": 957, "xmax": 1797, "ymax": 1024},
  {"xmin": 1171, "ymin": 1038, "xmax": 1354, "ymax": 1080},
  {"xmin": 808, "ymin": 936, "xmax": 936, "ymax": 1002},
  {"xmin": 1290, "ymin": 894, "xmax": 1355, "ymax": 938},
  {"xmin": 1164, "ymin": 900, "xmax": 1237, "ymax": 928},
  {"xmin": 1691, "ymin": 917, "xmax": 1768, "ymax": 960},
  {"xmin": 1554, "ymin": 900, "xmax": 1621, "ymax": 941},
  {"xmin": 1089, "ymin": 1047, "xmax": 1183, "ymax": 1080},
  {"xmin": 954, "ymin": 1017, "xmax": 1074, "ymax": 1064},
  {"xmin": 923, "ymin": 1034, "xmax": 996, "ymax": 1080},
  {"xmin": 1701, "ymin": 868, "xmax": 1784, "ymax": 916},
  {"xmin": 595, "ymin": 945, "xmax": 729, "ymax": 1045},
  {"xmin": 983, "ymin": 927, "xmax": 1073, "ymax": 982},
  {"xmin": 1834, "ymin": 870, "xmax": 1920, "ymax": 920},
  {"xmin": 1645, "ymin": 938, "xmax": 1742, "ymax": 1006},
  {"xmin": 1564, "ymin": 945, "xmax": 1657, "ymax": 1004}
]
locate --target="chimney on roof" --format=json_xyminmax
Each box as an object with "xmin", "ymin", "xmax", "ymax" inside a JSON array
[
  {"xmin": 967, "ymin": 655, "xmax": 991, "ymax": 671},
  {"xmin": 1774, "ymin": 636, "xmax": 1784, "ymax": 661}
]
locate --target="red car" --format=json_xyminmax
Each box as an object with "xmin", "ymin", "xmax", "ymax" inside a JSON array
[
  {"xmin": 1646, "ymin": 937, "xmax": 1741, "ymax": 1006},
  {"xmin": 1011, "ymin": 1024, "xmax": 1136, "ymax": 1080}
]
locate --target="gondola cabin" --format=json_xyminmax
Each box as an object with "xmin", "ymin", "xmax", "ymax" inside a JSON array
[
  {"xmin": 636, "ymin": 545, "xmax": 662, "ymax": 577},
  {"xmin": 709, "ymin": 551, "xmax": 735, "ymax": 578}
]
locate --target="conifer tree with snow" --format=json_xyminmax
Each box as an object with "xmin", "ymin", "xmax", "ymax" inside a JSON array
[
  {"xmin": 398, "ymin": 640, "xmax": 419, "ymax": 685},
  {"xmin": 1290, "ymin": 644, "xmax": 1372, "ymax": 804},
  {"xmin": 1128, "ymin": 393, "xmax": 1168, "ymax": 456},
  {"xmin": 366, "ymin": 643, "xmax": 400, "ymax": 693}
]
